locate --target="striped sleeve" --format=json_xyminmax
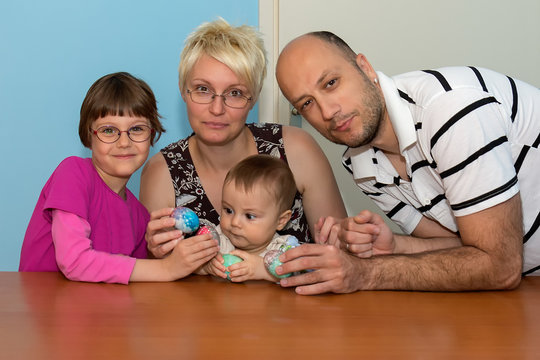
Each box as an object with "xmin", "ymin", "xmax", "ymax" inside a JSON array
[
  {"xmin": 420, "ymin": 87, "xmax": 519, "ymax": 217},
  {"xmin": 356, "ymin": 181, "xmax": 422, "ymax": 234}
]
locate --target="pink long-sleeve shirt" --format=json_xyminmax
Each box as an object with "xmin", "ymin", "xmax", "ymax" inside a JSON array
[{"xmin": 19, "ymin": 157, "xmax": 149, "ymax": 284}]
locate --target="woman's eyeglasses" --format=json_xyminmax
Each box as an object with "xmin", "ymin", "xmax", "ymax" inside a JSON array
[{"xmin": 187, "ymin": 89, "xmax": 252, "ymax": 109}]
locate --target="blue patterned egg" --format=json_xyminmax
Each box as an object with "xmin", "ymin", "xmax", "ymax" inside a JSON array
[{"xmin": 171, "ymin": 207, "xmax": 199, "ymax": 233}]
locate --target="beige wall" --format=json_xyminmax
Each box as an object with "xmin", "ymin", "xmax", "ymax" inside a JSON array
[{"xmin": 259, "ymin": 0, "xmax": 540, "ymax": 227}]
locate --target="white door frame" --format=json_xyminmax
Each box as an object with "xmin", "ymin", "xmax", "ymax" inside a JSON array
[{"xmin": 258, "ymin": 0, "xmax": 289, "ymax": 125}]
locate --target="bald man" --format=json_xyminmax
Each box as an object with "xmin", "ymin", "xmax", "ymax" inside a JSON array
[{"xmin": 274, "ymin": 31, "xmax": 540, "ymax": 295}]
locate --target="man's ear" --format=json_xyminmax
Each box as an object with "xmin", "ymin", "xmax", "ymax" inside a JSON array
[
  {"xmin": 355, "ymin": 53, "xmax": 377, "ymax": 80},
  {"xmin": 276, "ymin": 209, "xmax": 292, "ymax": 231}
]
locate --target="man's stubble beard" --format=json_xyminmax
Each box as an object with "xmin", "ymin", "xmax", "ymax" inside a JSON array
[{"xmin": 332, "ymin": 84, "xmax": 385, "ymax": 148}]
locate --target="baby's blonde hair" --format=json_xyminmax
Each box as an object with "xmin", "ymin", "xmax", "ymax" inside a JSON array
[{"xmin": 178, "ymin": 18, "xmax": 267, "ymax": 102}]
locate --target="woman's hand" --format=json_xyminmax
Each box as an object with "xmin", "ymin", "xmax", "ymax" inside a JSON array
[
  {"xmin": 145, "ymin": 207, "xmax": 185, "ymax": 258},
  {"xmin": 314, "ymin": 216, "xmax": 342, "ymax": 247}
]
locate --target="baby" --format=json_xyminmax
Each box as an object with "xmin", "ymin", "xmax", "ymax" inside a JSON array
[{"xmin": 202, "ymin": 154, "xmax": 298, "ymax": 282}]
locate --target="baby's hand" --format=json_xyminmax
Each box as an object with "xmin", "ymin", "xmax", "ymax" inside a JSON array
[
  {"xmin": 227, "ymin": 250, "xmax": 272, "ymax": 282},
  {"xmin": 197, "ymin": 253, "xmax": 227, "ymax": 279}
]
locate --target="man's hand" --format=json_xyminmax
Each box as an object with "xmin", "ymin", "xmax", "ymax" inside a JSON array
[
  {"xmin": 275, "ymin": 244, "xmax": 362, "ymax": 295},
  {"xmin": 339, "ymin": 210, "xmax": 395, "ymax": 258}
]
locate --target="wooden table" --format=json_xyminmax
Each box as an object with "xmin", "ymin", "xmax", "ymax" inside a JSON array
[{"xmin": 1, "ymin": 272, "xmax": 539, "ymax": 359}]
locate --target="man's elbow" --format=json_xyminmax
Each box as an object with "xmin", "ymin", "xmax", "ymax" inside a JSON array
[
  {"xmin": 498, "ymin": 270, "xmax": 522, "ymax": 290},
  {"xmin": 493, "ymin": 256, "xmax": 522, "ymax": 290}
]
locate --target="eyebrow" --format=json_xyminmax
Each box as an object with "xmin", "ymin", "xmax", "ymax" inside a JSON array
[
  {"xmin": 93, "ymin": 117, "xmax": 148, "ymax": 126},
  {"xmin": 291, "ymin": 70, "xmax": 331, "ymax": 106},
  {"xmin": 190, "ymin": 78, "xmax": 248, "ymax": 90}
]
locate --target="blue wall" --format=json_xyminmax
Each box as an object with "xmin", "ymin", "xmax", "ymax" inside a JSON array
[{"xmin": 0, "ymin": 1, "xmax": 259, "ymax": 271}]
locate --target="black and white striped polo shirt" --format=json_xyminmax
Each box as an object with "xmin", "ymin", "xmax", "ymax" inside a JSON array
[{"xmin": 343, "ymin": 67, "xmax": 540, "ymax": 275}]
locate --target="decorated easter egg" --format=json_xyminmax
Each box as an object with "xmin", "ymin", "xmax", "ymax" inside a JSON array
[
  {"xmin": 263, "ymin": 249, "xmax": 291, "ymax": 279},
  {"xmin": 280, "ymin": 235, "xmax": 300, "ymax": 251},
  {"xmin": 171, "ymin": 207, "xmax": 199, "ymax": 233},
  {"xmin": 222, "ymin": 253, "xmax": 243, "ymax": 280},
  {"xmin": 196, "ymin": 219, "xmax": 220, "ymax": 246}
]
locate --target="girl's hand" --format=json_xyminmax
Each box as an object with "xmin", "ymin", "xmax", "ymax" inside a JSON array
[{"xmin": 163, "ymin": 233, "xmax": 220, "ymax": 280}]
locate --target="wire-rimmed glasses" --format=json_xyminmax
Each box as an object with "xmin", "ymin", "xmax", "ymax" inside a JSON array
[
  {"xmin": 92, "ymin": 125, "xmax": 154, "ymax": 144},
  {"xmin": 186, "ymin": 89, "xmax": 252, "ymax": 109}
]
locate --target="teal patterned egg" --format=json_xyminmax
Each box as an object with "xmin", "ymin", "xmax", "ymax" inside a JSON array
[
  {"xmin": 222, "ymin": 254, "xmax": 243, "ymax": 280},
  {"xmin": 263, "ymin": 250, "xmax": 291, "ymax": 279}
]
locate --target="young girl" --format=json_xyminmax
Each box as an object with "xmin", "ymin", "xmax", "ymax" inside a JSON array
[
  {"xmin": 19, "ymin": 72, "xmax": 219, "ymax": 284},
  {"xmin": 199, "ymin": 154, "xmax": 300, "ymax": 282}
]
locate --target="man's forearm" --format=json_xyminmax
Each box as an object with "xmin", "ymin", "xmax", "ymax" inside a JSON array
[
  {"xmin": 369, "ymin": 195, "xmax": 524, "ymax": 291},
  {"xmin": 357, "ymin": 245, "xmax": 519, "ymax": 291},
  {"xmin": 393, "ymin": 234, "xmax": 462, "ymax": 254}
]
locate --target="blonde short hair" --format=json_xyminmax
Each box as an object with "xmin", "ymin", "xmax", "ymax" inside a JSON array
[{"xmin": 178, "ymin": 18, "xmax": 267, "ymax": 102}]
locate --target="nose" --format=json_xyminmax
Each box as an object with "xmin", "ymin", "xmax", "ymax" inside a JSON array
[
  {"xmin": 231, "ymin": 213, "xmax": 242, "ymax": 227},
  {"xmin": 209, "ymin": 94, "xmax": 226, "ymax": 115},
  {"xmin": 319, "ymin": 97, "xmax": 340, "ymax": 122},
  {"xmin": 117, "ymin": 131, "xmax": 131, "ymax": 147}
]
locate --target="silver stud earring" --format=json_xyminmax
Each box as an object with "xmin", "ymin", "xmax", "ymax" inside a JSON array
[{"xmin": 374, "ymin": 78, "xmax": 379, "ymax": 84}]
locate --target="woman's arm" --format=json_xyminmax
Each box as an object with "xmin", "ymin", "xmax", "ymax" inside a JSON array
[
  {"xmin": 282, "ymin": 126, "xmax": 347, "ymax": 237},
  {"xmin": 139, "ymin": 153, "xmax": 180, "ymax": 257},
  {"xmin": 130, "ymin": 233, "xmax": 219, "ymax": 282},
  {"xmin": 140, "ymin": 152, "xmax": 176, "ymax": 212}
]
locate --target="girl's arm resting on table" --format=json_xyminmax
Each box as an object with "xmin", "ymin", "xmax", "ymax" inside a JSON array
[
  {"xmin": 130, "ymin": 232, "xmax": 219, "ymax": 282},
  {"xmin": 51, "ymin": 209, "xmax": 135, "ymax": 284},
  {"xmin": 52, "ymin": 210, "xmax": 220, "ymax": 283}
]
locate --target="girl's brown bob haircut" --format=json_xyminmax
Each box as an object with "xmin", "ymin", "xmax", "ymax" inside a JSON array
[{"xmin": 79, "ymin": 72, "xmax": 165, "ymax": 148}]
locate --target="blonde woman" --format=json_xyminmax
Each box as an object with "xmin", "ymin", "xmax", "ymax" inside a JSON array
[{"xmin": 140, "ymin": 19, "xmax": 346, "ymax": 265}]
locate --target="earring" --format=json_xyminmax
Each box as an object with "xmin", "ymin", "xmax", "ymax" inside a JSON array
[{"xmin": 374, "ymin": 78, "xmax": 379, "ymax": 84}]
